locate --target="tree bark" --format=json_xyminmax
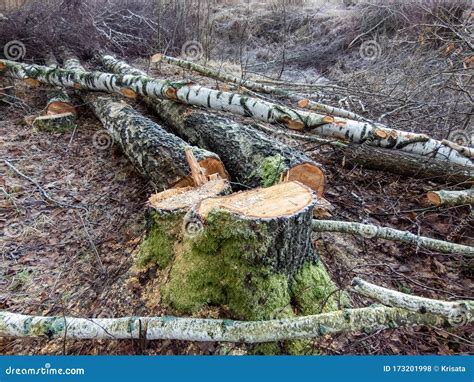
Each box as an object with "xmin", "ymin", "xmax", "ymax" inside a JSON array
[
  {"xmin": 312, "ymin": 219, "xmax": 474, "ymax": 256},
  {"xmin": 0, "ymin": 306, "xmax": 449, "ymax": 342},
  {"xmin": 343, "ymin": 143, "xmax": 474, "ymax": 183},
  {"xmin": 298, "ymin": 98, "xmax": 367, "ymax": 121},
  {"xmin": 352, "ymin": 278, "xmax": 473, "ymax": 326},
  {"xmin": 101, "ymin": 55, "xmax": 327, "ymax": 196},
  {"xmin": 427, "ymin": 188, "xmax": 474, "ymax": 206},
  {"xmin": 2, "ymin": 58, "xmax": 471, "ymax": 170},
  {"xmin": 60, "ymin": 54, "xmax": 228, "ymax": 190}
]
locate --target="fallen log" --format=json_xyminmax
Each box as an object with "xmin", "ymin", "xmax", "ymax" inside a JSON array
[
  {"xmin": 33, "ymin": 53, "xmax": 76, "ymax": 131},
  {"xmin": 0, "ymin": 306, "xmax": 449, "ymax": 342},
  {"xmin": 0, "ymin": 58, "xmax": 332, "ymax": 131},
  {"xmin": 343, "ymin": 143, "xmax": 474, "ymax": 184},
  {"xmin": 1, "ymin": 58, "xmax": 471, "ymax": 171},
  {"xmin": 427, "ymin": 188, "xmax": 474, "ymax": 206},
  {"xmin": 141, "ymin": 181, "xmax": 342, "ymax": 322},
  {"xmin": 352, "ymin": 278, "xmax": 473, "ymax": 326},
  {"xmin": 148, "ymin": 55, "xmax": 473, "ymax": 171},
  {"xmin": 312, "ymin": 219, "xmax": 474, "ymax": 257},
  {"xmin": 60, "ymin": 53, "xmax": 227, "ymax": 189},
  {"xmin": 101, "ymin": 55, "xmax": 326, "ymax": 195}
]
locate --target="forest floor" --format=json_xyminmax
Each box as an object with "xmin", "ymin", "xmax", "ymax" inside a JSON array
[{"xmin": 1, "ymin": 59, "xmax": 472, "ymax": 354}]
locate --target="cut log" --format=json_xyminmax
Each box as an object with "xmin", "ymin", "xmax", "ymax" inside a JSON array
[
  {"xmin": 351, "ymin": 278, "xmax": 473, "ymax": 326},
  {"xmin": 141, "ymin": 181, "xmax": 342, "ymax": 322},
  {"xmin": 150, "ymin": 55, "xmax": 473, "ymax": 170},
  {"xmin": 0, "ymin": 306, "xmax": 450, "ymax": 342},
  {"xmin": 427, "ymin": 188, "xmax": 474, "ymax": 206},
  {"xmin": 32, "ymin": 53, "xmax": 76, "ymax": 131},
  {"xmin": 1, "ymin": 58, "xmax": 471, "ymax": 170},
  {"xmin": 343, "ymin": 143, "xmax": 474, "ymax": 183},
  {"xmin": 101, "ymin": 55, "xmax": 327, "ymax": 196},
  {"xmin": 312, "ymin": 219, "xmax": 474, "ymax": 257},
  {"xmin": 32, "ymin": 112, "xmax": 76, "ymax": 132},
  {"xmin": 0, "ymin": 58, "xmax": 332, "ymax": 132},
  {"xmin": 60, "ymin": 53, "xmax": 228, "ymax": 189}
]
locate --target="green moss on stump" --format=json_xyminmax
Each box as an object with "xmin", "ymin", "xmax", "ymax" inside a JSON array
[
  {"xmin": 137, "ymin": 212, "xmax": 182, "ymax": 269},
  {"xmin": 291, "ymin": 261, "xmax": 340, "ymax": 315},
  {"xmin": 163, "ymin": 210, "xmax": 293, "ymax": 320}
]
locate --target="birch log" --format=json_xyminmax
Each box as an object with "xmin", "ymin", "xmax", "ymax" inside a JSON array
[
  {"xmin": 0, "ymin": 306, "xmax": 449, "ymax": 342},
  {"xmin": 33, "ymin": 53, "xmax": 76, "ymax": 131},
  {"xmin": 0, "ymin": 58, "xmax": 332, "ymax": 131},
  {"xmin": 351, "ymin": 278, "xmax": 473, "ymax": 326},
  {"xmin": 60, "ymin": 54, "xmax": 227, "ymax": 189},
  {"xmin": 298, "ymin": 98, "xmax": 367, "ymax": 121},
  {"xmin": 427, "ymin": 188, "xmax": 474, "ymax": 206},
  {"xmin": 311, "ymin": 220, "xmax": 474, "ymax": 256},
  {"xmin": 101, "ymin": 54, "xmax": 326, "ymax": 195},
  {"xmin": 1, "ymin": 58, "xmax": 472, "ymax": 170}
]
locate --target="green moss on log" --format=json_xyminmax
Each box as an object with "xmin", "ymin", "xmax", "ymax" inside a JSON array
[{"xmin": 260, "ymin": 154, "xmax": 286, "ymax": 187}]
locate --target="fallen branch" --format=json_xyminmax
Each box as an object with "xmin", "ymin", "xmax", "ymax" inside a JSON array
[
  {"xmin": 298, "ymin": 98, "xmax": 368, "ymax": 122},
  {"xmin": 312, "ymin": 219, "xmax": 474, "ymax": 257},
  {"xmin": 0, "ymin": 307, "xmax": 448, "ymax": 342},
  {"xmin": 427, "ymin": 188, "xmax": 474, "ymax": 206},
  {"xmin": 1, "ymin": 58, "xmax": 472, "ymax": 170},
  {"xmin": 351, "ymin": 278, "xmax": 473, "ymax": 326}
]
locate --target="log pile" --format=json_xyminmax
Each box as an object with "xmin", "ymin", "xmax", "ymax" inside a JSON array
[{"xmin": 0, "ymin": 50, "xmax": 473, "ymax": 350}]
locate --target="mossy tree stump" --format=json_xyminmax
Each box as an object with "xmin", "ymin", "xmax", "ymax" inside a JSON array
[{"xmin": 139, "ymin": 181, "xmax": 342, "ymax": 331}]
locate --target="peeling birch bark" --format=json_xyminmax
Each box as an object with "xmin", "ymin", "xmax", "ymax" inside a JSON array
[
  {"xmin": 427, "ymin": 188, "xmax": 474, "ymax": 206},
  {"xmin": 312, "ymin": 219, "xmax": 474, "ymax": 256},
  {"xmin": 351, "ymin": 278, "xmax": 473, "ymax": 326},
  {"xmin": 101, "ymin": 54, "xmax": 326, "ymax": 196},
  {"xmin": 0, "ymin": 306, "xmax": 449, "ymax": 342},
  {"xmin": 60, "ymin": 53, "xmax": 228, "ymax": 189}
]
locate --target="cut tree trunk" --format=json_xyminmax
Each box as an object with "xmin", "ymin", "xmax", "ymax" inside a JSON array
[
  {"xmin": 312, "ymin": 219, "xmax": 474, "ymax": 257},
  {"xmin": 140, "ymin": 181, "xmax": 342, "ymax": 323},
  {"xmin": 60, "ymin": 53, "xmax": 227, "ymax": 189},
  {"xmin": 2, "ymin": 58, "xmax": 471, "ymax": 170},
  {"xmin": 427, "ymin": 188, "xmax": 474, "ymax": 206},
  {"xmin": 343, "ymin": 143, "xmax": 474, "ymax": 184},
  {"xmin": 33, "ymin": 53, "xmax": 76, "ymax": 131},
  {"xmin": 351, "ymin": 278, "xmax": 473, "ymax": 326},
  {"xmin": 0, "ymin": 306, "xmax": 450, "ymax": 342},
  {"xmin": 101, "ymin": 55, "xmax": 326, "ymax": 196}
]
